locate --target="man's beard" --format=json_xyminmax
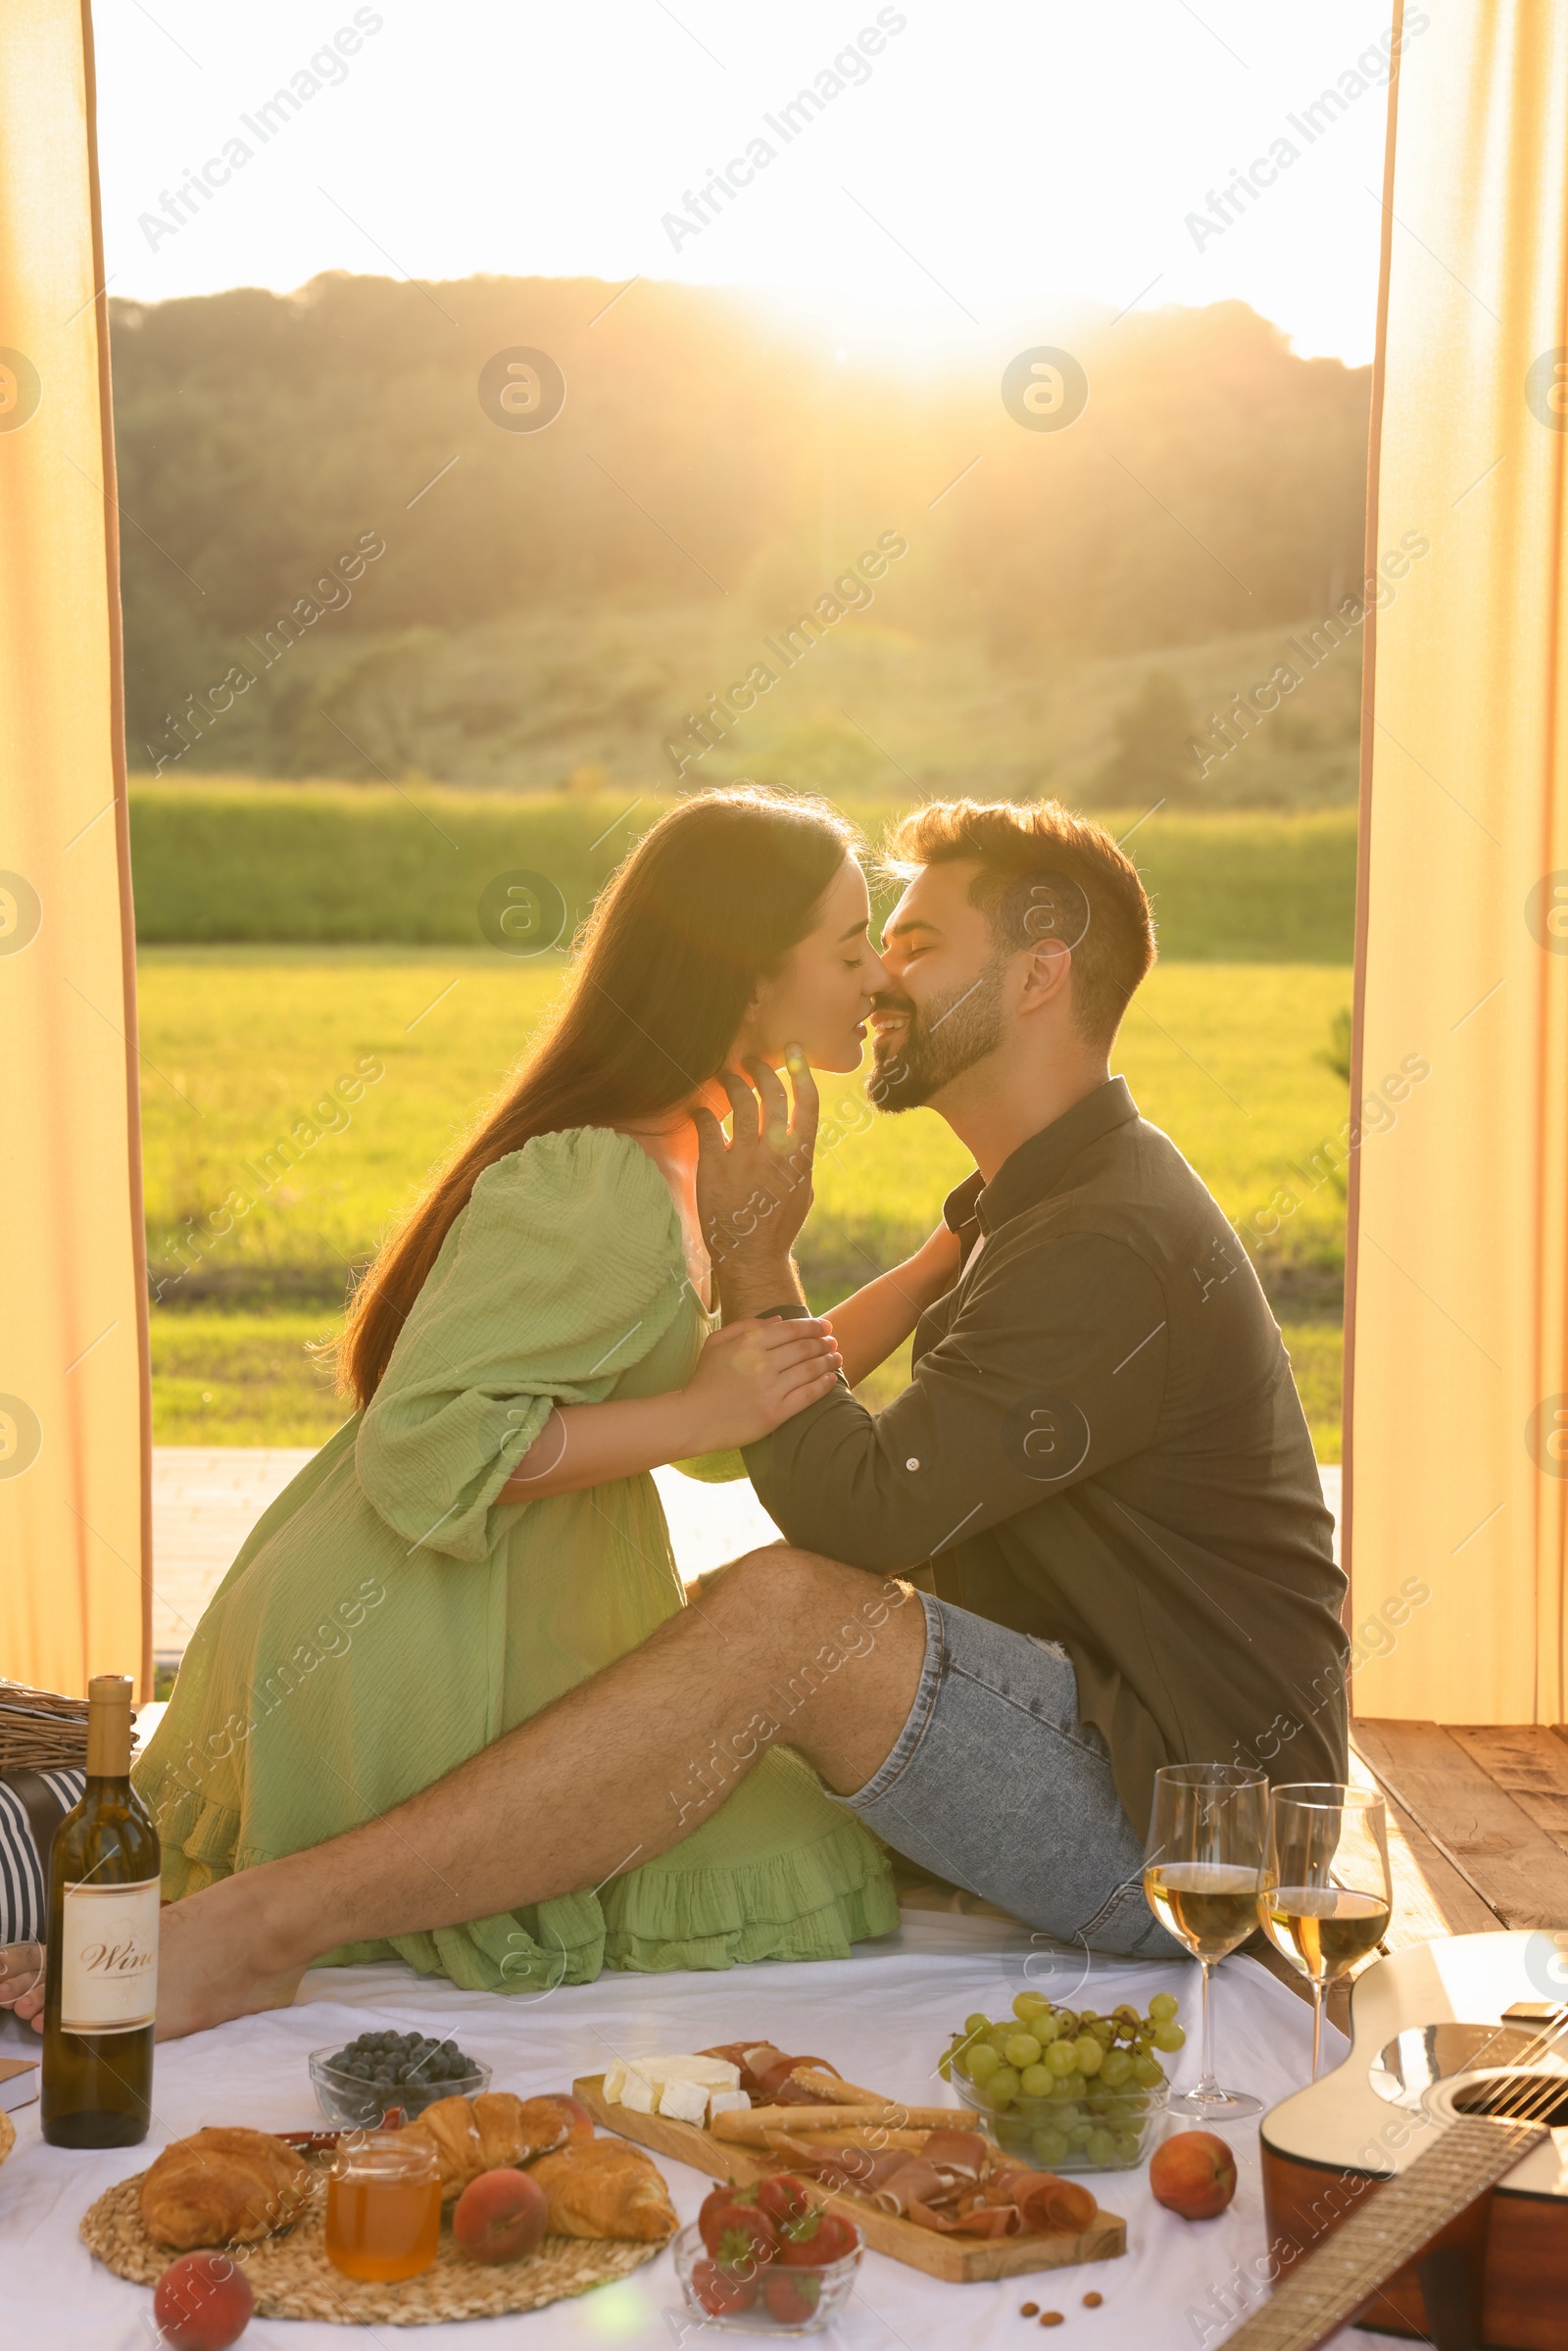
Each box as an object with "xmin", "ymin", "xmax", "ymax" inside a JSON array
[{"xmin": 868, "ymin": 959, "xmax": 1005, "ymax": 1113}]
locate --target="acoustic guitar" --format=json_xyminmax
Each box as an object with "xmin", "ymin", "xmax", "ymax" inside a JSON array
[{"xmin": 1223, "ymin": 1929, "xmax": 1567, "ymax": 2351}]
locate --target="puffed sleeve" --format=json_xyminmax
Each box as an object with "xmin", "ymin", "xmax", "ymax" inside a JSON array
[{"xmin": 356, "ymin": 1128, "xmax": 688, "ymax": 1561}]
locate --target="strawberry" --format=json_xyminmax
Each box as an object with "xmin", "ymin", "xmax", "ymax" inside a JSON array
[
  {"xmin": 713, "ymin": 2217, "xmax": 777, "ymax": 2276},
  {"xmin": 762, "ymin": 2269, "xmax": 823, "ymax": 2323},
  {"xmin": 756, "ymin": 2173, "xmax": 815, "ymax": 2230},
  {"xmin": 779, "ymin": 2206, "xmax": 858, "ymax": 2267},
  {"xmin": 691, "ymin": 2258, "xmax": 757, "ymax": 2316},
  {"xmin": 697, "ymin": 2183, "xmax": 775, "ymax": 2263}
]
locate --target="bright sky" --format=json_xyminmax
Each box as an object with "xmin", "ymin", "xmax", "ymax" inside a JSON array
[{"xmin": 94, "ymin": 0, "xmax": 1400, "ymax": 363}]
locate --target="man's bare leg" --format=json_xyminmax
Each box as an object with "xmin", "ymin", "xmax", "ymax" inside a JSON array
[{"xmin": 132, "ymin": 1548, "xmax": 925, "ymax": 2037}]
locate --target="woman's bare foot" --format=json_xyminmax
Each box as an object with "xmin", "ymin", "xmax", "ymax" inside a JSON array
[
  {"xmin": 4, "ymin": 1883, "xmax": 311, "ymax": 2041},
  {"xmin": 0, "ymin": 1943, "xmax": 45, "ymax": 2033},
  {"xmin": 155, "ymin": 1876, "xmax": 309, "ymax": 2040}
]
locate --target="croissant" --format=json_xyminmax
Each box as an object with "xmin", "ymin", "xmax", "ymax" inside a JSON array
[
  {"xmin": 400, "ymin": 2091, "xmax": 570, "ymax": 2199},
  {"xmin": 139, "ymin": 2126, "xmax": 311, "ymax": 2249},
  {"xmin": 529, "ymin": 2140, "xmax": 677, "ymax": 2241}
]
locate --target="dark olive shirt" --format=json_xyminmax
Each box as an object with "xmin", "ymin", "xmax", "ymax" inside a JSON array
[{"xmin": 745, "ymin": 1078, "xmax": 1348, "ymax": 1834}]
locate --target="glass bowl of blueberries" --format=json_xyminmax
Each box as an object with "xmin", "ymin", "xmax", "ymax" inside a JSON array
[{"xmin": 310, "ymin": 2030, "xmax": 490, "ymax": 2127}]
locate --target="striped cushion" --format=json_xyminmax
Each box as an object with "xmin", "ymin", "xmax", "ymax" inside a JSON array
[{"xmin": 0, "ymin": 1770, "xmax": 84, "ymax": 1943}]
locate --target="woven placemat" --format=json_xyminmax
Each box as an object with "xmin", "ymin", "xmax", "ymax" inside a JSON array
[{"xmin": 81, "ymin": 2170, "xmax": 668, "ymax": 2325}]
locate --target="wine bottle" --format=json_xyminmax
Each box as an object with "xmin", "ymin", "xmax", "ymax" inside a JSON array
[{"xmin": 41, "ymin": 1674, "xmax": 161, "ymax": 2147}]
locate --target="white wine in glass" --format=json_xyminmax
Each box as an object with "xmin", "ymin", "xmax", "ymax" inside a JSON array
[
  {"xmin": 1142, "ymin": 1764, "xmax": 1268, "ymax": 2120},
  {"xmin": 1261, "ymin": 1784, "xmax": 1393, "ymax": 2082}
]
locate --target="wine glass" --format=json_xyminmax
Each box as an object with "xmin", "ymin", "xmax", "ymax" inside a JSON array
[
  {"xmin": 1261, "ymin": 1784, "xmax": 1393, "ymax": 2082},
  {"xmin": 1142, "ymin": 1763, "xmax": 1269, "ymax": 2120}
]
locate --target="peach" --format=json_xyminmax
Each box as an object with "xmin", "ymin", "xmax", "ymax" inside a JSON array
[
  {"xmin": 1149, "ymin": 2130, "xmax": 1238, "ymax": 2221},
  {"xmin": 153, "ymin": 2252, "xmax": 253, "ymax": 2348},
  {"xmin": 453, "ymin": 2168, "xmax": 549, "ymax": 2264}
]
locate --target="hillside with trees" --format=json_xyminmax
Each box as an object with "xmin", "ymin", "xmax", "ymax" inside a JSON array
[{"xmin": 110, "ymin": 274, "xmax": 1370, "ymax": 802}]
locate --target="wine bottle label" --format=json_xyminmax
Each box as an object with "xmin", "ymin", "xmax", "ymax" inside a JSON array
[{"xmin": 60, "ymin": 1877, "xmax": 160, "ymax": 2034}]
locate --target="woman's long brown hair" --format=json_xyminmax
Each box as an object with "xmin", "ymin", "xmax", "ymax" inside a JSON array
[{"xmin": 339, "ymin": 786, "xmax": 858, "ymax": 1406}]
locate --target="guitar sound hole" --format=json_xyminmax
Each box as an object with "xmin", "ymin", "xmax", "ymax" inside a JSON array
[{"xmin": 1450, "ymin": 2070, "xmax": 1568, "ymax": 2126}]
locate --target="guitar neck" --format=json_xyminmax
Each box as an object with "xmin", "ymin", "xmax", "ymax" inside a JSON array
[{"xmin": 1224, "ymin": 2116, "xmax": 1546, "ymax": 2351}]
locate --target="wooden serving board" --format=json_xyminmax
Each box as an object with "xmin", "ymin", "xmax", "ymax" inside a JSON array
[{"xmin": 572, "ymin": 2075, "xmax": 1125, "ymax": 2284}]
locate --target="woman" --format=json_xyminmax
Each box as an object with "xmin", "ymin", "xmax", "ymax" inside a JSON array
[{"xmin": 129, "ymin": 788, "xmax": 960, "ymax": 1993}]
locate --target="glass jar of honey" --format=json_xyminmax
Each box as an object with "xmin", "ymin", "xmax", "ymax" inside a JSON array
[{"xmin": 325, "ymin": 2131, "xmax": 441, "ymax": 2281}]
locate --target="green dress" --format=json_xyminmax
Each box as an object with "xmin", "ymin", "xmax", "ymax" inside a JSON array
[{"xmin": 134, "ymin": 1127, "xmax": 897, "ymax": 1990}]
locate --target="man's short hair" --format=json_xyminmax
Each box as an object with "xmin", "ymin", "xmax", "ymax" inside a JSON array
[{"xmin": 887, "ymin": 799, "xmax": 1156, "ymax": 1047}]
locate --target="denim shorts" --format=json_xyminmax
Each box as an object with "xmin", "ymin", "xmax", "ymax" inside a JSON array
[{"xmin": 841, "ymin": 1592, "xmax": 1184, "ymax": 1959}]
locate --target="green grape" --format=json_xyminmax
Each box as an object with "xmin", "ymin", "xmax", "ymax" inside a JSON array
[
  {"xmin": 1051, "ymin": 2072, "xmax": 1087, "ymax": 2103},
  {"xmin": 984, "ymin": 2066, "xmax": 1020, "ymax": 2110},
  {"xmin": 1032, "ymin": 2013, "xmax": 1061, "ymax": 2046},
  {"xmin": 1004, "ymin": 2033, "xmax": 1042, "ymax": 2070},
  {"xmin": 1133, "ymin": 2055, "xmax": 1164, "ymax": 2088},
  {"xmin": 1087, "ymin": 2129, "xmax": 1117, "ymax": 2166},
  {"xmin": 1019, "ymin": 2064, "xmax": 1053, "ymax": 2099},
  {"xmin": 1086, "ymin": 2018, "xmax": 1115, "ymax": 2047},
  {"xmin": 1012, "ymin": 1991, "xmax": 1051, "ymax": 2023},
  {"xmin": 1086, "ymin": 2089, "xmax": 1113, "ymax": 2116},
  {"xmin": 1112, "ymin": 2130, "xmax": 1142, "ymax": 2163},
  {"xmin": 951, "ymin": 2041, "xmax": 973, "ymax": 2081},
  {"xmin": 1099, "ymin": 2048, "xmax": 1133, "ymax": 2088},
  {"xmin": 1044, "ymin": 2038, "xmax": 1079, "ymax": 2079},
  {"xmin": 968, "ymin": 2042, "xmax": 1001, "ymax": 2085},
  {"xmin": 1148, "ymin": 1991, "xmax": 1180, "ymax": 2023},
  {"xmin": 1068, "ymin": 2118, "xmax": 1095, "ymax": 2146},
  {"xmin": 938, "ymin": 2052, "xmax": 953, "ymax": 2081},
  {"xmin": 1152, "ymin": 2022, "xmax": 1187, "ymax": 2053},
  {"xmin": 1073, "ymin": 2035, "xmax": 1103, "ymax": 2078},
  {"xmin": 1031, "ymin": 2127, "xmax": 1071, "ymax": 2166},
  {"xmin": 1054, "ymin": 2013, "xmax": 1078, "ymax": 2040},
  {"xmin": 1113, "ymin": 2004, "xmax": 1142, "ymax": 2032}
]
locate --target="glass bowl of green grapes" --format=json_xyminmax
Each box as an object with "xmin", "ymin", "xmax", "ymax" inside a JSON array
[{"xmin": 941, "ymin": 1989, "xmax": 1184, "ymax": 2172}]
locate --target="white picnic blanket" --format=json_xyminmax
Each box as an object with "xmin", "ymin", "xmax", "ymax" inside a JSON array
[{"xmin": 0, "ymin": 1914, "xmax": 1382, "ymax": 2351}]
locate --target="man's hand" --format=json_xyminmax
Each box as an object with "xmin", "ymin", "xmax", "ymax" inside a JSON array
[{"xmin": 693, "ymin": 1053, "xmax": 819, "ymax": 1318}]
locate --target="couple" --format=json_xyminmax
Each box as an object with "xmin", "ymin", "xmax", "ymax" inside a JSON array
[{"xmin": 15, "ymin": 785, "xmax": 1348, "ymax": 2036}]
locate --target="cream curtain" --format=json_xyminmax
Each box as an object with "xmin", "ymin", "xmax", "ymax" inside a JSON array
[
  {"xmin": 0, "ymin": 4, "xmax": 151, "ymax": 1696},
  {"xmin": 1348, "ymin": 0, "xmax": 1568, "ymax": 1723}
]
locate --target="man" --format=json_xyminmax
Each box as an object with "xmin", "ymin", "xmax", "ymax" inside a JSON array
[
  {"xmin": 705, "ymin": 798, "xmax": 1346, "ymax": 1950},
  {"xmin": 21, "ymin": 799, "xmax": 1346, "ymax": 2034}
]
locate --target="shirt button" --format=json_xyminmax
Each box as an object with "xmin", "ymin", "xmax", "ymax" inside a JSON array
[{"xmin": 906, "ymin": 1457, "xmax": 920, "ymax": 1471}]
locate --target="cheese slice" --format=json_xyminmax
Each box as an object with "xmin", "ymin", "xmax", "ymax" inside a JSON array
[
  {"xmin": 650, "ymin": 2055, "xmax": 742, "ymax": 2088},
  {"xmin": 657, "ymin": 2076, "xmax": 711, "ymax": 2126},
  {"xmin": 601, "ymin": 2053, "xmax": 742, "ymax": 2108},
  {"xmin": 708, "ymin": 2088, "xmax": 751, "ymax": 2125}
]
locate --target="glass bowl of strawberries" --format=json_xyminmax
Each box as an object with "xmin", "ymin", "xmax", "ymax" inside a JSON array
[{"xmin": 674, "ymin": 2174, "xmax": 862, "ymax": 2333}]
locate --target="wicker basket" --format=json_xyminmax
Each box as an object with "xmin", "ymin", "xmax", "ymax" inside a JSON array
[{"xmin": 0, "ymin": 1681, "xmax": 95, "ymax": 1774}]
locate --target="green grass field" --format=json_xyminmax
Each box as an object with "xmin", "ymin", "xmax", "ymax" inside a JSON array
[
  {"xmin": 129, "ymin": 786, "xmax": 1357, "ymax": 962},
  {"xmin": 141, "ymin": 949, "xmax": 1351, "ymax": 1458}
]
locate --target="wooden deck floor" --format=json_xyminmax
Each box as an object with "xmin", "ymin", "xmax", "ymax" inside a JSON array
[
  {"xmin": 1351, "ymin": 1719, "xmax": 1568, "ymax": 1940},
  {"xmin": 1245, "ymin": 1721, "xmax": 1568, "ymax": 2020}
]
